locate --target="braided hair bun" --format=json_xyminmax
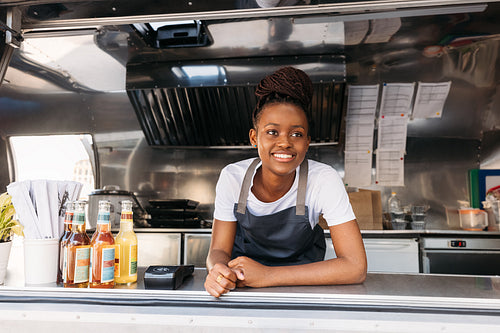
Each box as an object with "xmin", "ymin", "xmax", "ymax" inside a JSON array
[{"xmin": 253, "ymin": 66, "xmax": 313, "ymax": 127}]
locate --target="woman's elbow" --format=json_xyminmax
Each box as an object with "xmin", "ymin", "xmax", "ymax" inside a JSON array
[
  {"xmin": 354, "ymin": 265, "xmax": 367, "ymax": 284},
  {"xmin": 350, "ymin": 257, "xmax": 367, "ymax": 284}
]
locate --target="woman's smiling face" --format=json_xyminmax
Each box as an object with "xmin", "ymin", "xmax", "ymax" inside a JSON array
[{"xmin": 250, "ymin": 102, "xmax": 310, "ymax": 177}]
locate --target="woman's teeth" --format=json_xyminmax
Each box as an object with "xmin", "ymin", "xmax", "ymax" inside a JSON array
[{"xmin": 273, "ymin": 153, "xmax": 293, "ymax": 159}]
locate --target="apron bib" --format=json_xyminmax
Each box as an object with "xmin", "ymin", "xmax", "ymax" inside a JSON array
[{"xmin": 232, "ymin": 158, "xmax": 326, "ymax": 266}]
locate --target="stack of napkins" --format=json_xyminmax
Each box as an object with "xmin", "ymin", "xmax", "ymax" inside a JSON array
[{"xmin": 7, "ymin": 180, "xmax": 83, "ymax": 239}]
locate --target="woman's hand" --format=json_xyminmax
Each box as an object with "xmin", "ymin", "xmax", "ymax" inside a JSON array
[
  {"xmin": 204, "ymin": 262, "xmax": 238, "ymax": 298},
  {"xmin": 228, "ymin": 256, "xmax": 271, "ymax": 288}
]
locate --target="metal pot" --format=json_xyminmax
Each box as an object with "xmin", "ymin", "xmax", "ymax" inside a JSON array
[{"xmin": 88, "ymin": 185, "xmax": 146, "ymax": 229}]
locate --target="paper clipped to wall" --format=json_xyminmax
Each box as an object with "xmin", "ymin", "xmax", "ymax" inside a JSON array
[
  {"xmin": 412, "ymin": 81, "xmax": 452, "ymax": 118},
  {"xmin": 375, "ymin": 150, "xmax": 405, "ymax": 186},
  {"xmin": 344, "ymin": 84, "xmax": 379, "ymax": 187},
  {"xmin": 377, "ymin": 115, "xmax": 409, "ymax": 151},
  {"xmin": 380, "ymin": 82, "xmax": 415, "ymax": 117},
  {"xmin": 344, "ymin": 151, "xmax": 373, "ymax": 187},
  {"xmin": 345, "ymin": 84, "xmax": 379, "ymax": 152}
]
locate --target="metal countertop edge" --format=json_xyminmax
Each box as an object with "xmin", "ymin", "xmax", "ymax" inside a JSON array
[
  {"xmin": 1, "ymin": 287, "xmax": 500, "ymax": 314},
  {"xmin": 124, "ymin": 228, "xmax": 500, "ymax": 236}
]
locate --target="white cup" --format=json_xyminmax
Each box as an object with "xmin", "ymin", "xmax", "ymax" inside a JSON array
[{"xmin": 24, "ymin": 238, "xmax": 59, "ymax": 285}]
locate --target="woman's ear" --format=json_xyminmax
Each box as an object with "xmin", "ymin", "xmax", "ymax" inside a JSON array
[{"xmin": 249, "ymin": 128, "xmax": 257, "ymax": 146}]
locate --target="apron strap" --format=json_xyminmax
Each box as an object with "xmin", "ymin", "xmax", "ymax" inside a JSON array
[
  {"xmin": 296, "ymin": 158, "xmax": 308, "ymax": 216},
  {"xmin": 236, "ymin": 158, "xmax": 261, "ymax": 214},
  {"xmin": 236, "ymin": 157, "xmax": 309, "ymax": 216}
]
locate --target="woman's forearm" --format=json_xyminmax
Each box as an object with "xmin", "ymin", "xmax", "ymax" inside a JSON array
[
  {"xmin": 264, "ymin": 257, "xmax": 367, "ymax": 287},
  {"xmin": 206, "ymin": 248, "xmax": 232, "ymax": 272}
]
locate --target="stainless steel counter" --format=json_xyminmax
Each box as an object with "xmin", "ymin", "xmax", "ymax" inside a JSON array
[
  {"xmin": 3, "ymin": 231, "xmax": 500, "ymax": 331},
  {"xmin": 1, "ymin": 265, "xmax": 500, "ymax": 332}
]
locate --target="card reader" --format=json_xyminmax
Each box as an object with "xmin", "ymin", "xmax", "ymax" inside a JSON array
[{"xmin": 144, "ymin": 265, "xmax": 195, "ymax": 290}]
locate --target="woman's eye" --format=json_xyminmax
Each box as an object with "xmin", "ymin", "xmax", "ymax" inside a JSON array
[
  {"xmin": 291, "ymin": 132, "xmax": 303, "ymax": 137},
  {"xmin": 266, "ymin": 130, "xmax": 278, "ymax": 136}
]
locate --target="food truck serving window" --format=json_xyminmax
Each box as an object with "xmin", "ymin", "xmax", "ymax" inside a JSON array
[{"xmin": 9, "ymin": 134, "xmax": 95, "ymax": 199}]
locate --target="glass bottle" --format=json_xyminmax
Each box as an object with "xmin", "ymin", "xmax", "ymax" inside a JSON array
[
  {"xmin": 90, "ymin": 200, "xmax": 115, "ymax": 288},
  {"xmin": 388, "ymin": 192, "xmax": 403, "ymax": 221},
  {"xmin": 114, "ymin": 200, "xmax": 138, "ymax": 285},
  {"xmin": 64, "ymin": 200, "xmax": 91, "ymax": 288},
  {"xmin": 58, "ymin": 201, "xmax": 74, "ymax": 286}
]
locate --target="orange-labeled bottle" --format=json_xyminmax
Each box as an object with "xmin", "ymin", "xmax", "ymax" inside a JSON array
[
  {"xmin": 64, "ymin": 200, "xmax": 91, "ymax": 288},
  {"xmin": 58, "ymin": 201, "xmax": 74, "ymax": 286},
  {"xmin": 90, "ymin": 200, "xmax": 115, "ymax": 288},
  {"xmin": 114, "ymin": 200, "xmax": 138, "ymax": 285}
]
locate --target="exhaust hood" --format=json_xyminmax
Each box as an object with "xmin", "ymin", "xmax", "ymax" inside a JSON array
[{"xmin": 127, "ymin": 56, "xmax": 346, "ymax": 147}]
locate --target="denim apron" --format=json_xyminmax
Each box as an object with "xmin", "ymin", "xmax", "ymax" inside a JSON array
[{"xmin": 232, "ymin": 158, "xmax": 326, "ymax": 266}]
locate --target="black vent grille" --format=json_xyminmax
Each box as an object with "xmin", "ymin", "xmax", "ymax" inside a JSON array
[{"xmin": 128, "ymin": 83, "xmax": 345, "ymax": 147}]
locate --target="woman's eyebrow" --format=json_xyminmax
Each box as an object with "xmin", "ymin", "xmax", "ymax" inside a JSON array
[
  {"xmin": 263, "ymin": 122, "xmax": 280, "ymax": 127},
  {"xmin": 263, "ymin": 123, "xmax": 305, "ymax": 129}
]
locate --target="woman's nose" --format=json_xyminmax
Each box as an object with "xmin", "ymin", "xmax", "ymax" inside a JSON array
[{"xmin": 276, "ymin": 135, "xmax": 291, "ymax": 147}]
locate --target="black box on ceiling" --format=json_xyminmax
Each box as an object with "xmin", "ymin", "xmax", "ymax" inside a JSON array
[{"xmin": 155, "ymin": 21, "xmax": 211, "ymax": 48}]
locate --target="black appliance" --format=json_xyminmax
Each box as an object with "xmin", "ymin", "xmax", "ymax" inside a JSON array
[
  {"xmin": 146, "ymin": 199, "xmax": 205, "ymax": 228},
  {"xmin": 421, "ymin": 237, "xmax": 500, "ymax": 275}
]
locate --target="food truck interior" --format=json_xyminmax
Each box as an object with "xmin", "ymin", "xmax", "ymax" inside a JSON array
[
  {"xmin": 2, "ymin": 1, "xmax": 500, "ymax": 331},
  {"xmin": 1, "ymin": 0, "xmax": 500, "ymax": 273}
]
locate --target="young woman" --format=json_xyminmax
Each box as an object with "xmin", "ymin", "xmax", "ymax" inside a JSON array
[{"xmin": 204, "ymin": 67, "xmax": 366, "ymax": 298}]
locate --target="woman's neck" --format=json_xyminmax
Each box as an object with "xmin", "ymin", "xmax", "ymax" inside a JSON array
[{"xmin": 251, "ymin": 166, "xmax": 296, "ymax": 203}]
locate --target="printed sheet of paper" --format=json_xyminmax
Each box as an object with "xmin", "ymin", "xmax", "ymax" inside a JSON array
[
  {"xmin": 344, "ymin": 151, "xmax": 373, "ymax": 187},
  {"xmin": 345, "ymin": 85, "xmax": 379, "ymax": 152},
  {"xmin": 344, "ymin": 85, "xmax": 379, "ymax": 186},
  {"xmin": 412, "ymin": 81, "xmax": 452, "ymax": 118},
  {"xmin": 380, "ymin": 83, "xmax": 415, "ymax": 117},
  {"xmin": 347, "ymin": 84, "xmax": 379, "ymax": 117},
  {"xmin": 377, "ymin": 116, "xmax": 408, "ymax": 151},
  {"xmin": 345, "ymin": 119, "xmax": 376, "ymax": 152},
  {"xmin": 375, "ymin": 149, "xmax": 405, "ymax": 186}
]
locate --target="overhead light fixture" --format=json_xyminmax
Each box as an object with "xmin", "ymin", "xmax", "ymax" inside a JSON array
[{"xmin": 171, "ymin": 65, "xmax": 227, "ymax": 85}]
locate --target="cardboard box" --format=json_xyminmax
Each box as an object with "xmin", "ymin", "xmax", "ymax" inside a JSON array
[
  {"xmin": 348, "ymin": 189, "xmax": 383, "ymax": 230},
  {"xmin": 317, "ymin": 189, "xmax": 383, "ymax": 230}
]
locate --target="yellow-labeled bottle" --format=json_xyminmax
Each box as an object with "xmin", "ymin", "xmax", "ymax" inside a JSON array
[
  {"xmin": 114, "ymin": 200, "xmax": 138, "ymax": 285},
  {"xmin": 90, "ymin": 200, "xmax": 115, "ymax": 288},
  {"xmin": 64, "ymin": 200, "xmax": 91, "ymax": 288}
]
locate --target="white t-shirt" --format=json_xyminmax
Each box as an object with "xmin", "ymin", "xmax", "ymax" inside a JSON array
[{"xmin": 214, "ymin": 158, "xmax": 356, "ymax": 228}]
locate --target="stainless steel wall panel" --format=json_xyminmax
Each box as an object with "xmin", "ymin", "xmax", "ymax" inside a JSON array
[
  {"xmin": 137, "ymin": 232, "xmax": 181, "ymax": 266},
  {"xmin": 184, "ymin": 233, "xmax": 211, "ymax": 267},
  {"xmin": 0, "ymin": 90, "xmax": 93, "ymax": 136},
  {"xmin": 481, "ymin": 130, "xmax": 500, "ymax": 169}
]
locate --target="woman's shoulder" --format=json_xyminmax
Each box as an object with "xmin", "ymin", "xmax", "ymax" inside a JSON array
[
  {"xmin": 220, "ymin": 157, "xmax": 259, "ymax": 183},
  {"xmin": 306, "ymin": 159, "xmax": 340, "ymax": 175},
  {"xmin": 223, "ymin": 157, "xmax": 258, "ymax": 173}
]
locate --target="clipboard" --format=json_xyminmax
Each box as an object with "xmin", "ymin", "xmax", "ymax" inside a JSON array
[{"xmin": 478, "ymin": 169, "xmax": 500, "ymax": 208}]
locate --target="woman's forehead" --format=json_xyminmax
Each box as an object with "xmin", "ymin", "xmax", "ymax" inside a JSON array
[{"xmin": 259, "ymin": 103, "xmax": 308, "ymax": 123}]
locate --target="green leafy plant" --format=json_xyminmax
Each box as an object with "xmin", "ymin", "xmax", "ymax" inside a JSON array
[{"xmin": 0, "ymin": 192, "xmax": 23, "ymax": 242}]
